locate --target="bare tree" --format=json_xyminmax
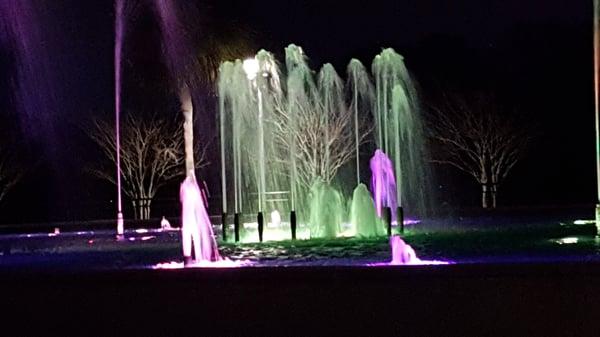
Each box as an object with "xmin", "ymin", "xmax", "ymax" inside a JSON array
[
  {"xmin": 88, "ymin": 114, "xmax": 208, "ymax": 219},
  {"xmin": 273, "ymin": 99, "xmax": 372, "ymax": 190},
  {"xmin": 429, "ymin": 93, "xmax": 530, "ymax": 208}
]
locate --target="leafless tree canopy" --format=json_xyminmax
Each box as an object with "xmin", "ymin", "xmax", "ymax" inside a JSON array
[
  {"xmin": 88, "ymin": 114, "xmax": 208, "ymax": 219},
  {"xmin": 272, "ymin": 98, "xmax": 371, "ymax": 190},
  {"xmin": 429, "ymin": 93, "xmax": 531, "ymax": 208}
]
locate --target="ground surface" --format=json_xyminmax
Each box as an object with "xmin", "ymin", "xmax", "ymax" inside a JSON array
[
  {"xmin": 0, "ymin": 221, "xmax": 597, "ymax": 269},
  {"xmin": 1, "ymin": 220, "xmax": 600, "ymax": 335}
]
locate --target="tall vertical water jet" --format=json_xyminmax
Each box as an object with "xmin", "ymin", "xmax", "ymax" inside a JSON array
[
  {"xmin": 218, "ymin": 62, "xmax": 233, "ymax": 218},
  {"xmin": 114, "ymin": 0, "xmax": 125, "ymax": 235},
  {"xmin": 219, "ymin": 51, "xmax": 287, "ymax": 220},
  {"xmin": 370, "ymin": 149, "xmax": 398, "ymax": 219},
  {"xmin": 154, "ymin": 0, "xmax": 198, "ymax": 179},
  {"xmin": 285, "ymin": 45, "xmax": 313, "ymax": 212},
  {"xmin": 347, "ymin": 59, "xmax": 374, "ymax": 185},
  {"xmin": 180, "ymin": 173, "xmax": 221, "ymax": 263},
  {"xmin": 317, "ymin": 64, "xmax": 345, "ymax": 183},
  {"xmin": 372, "ymin": 49, "xmax": 428, "ymax": 219},
  {"xmin": 218, "ymin": 44, "xmax": 430, "ymax": 239},
  {"xmin": 0, "ymin": 1, "xmax": 58, "ymax": 140},
  {"xmin": 285, "ymin": 44, "xmax": 318, "ymax": 214}
]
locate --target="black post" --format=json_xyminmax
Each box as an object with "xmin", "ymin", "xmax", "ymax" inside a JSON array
[
  {"xmin": 221, "ymin": 212, "xmax": 227, "ymax": 241},
  {"xmin": 234, "ymin": 213, "xmax": 240, "ymax": 242},
  {"xmin": 290, "ymin": 210, "xmax": 297, "ymax": 240},
  {"xmin": 257, "ymin": 212, "xmax": 264, "ymax": 242},
  {"xmin": 384, "ymin": 206, "xmax": 392, "ymax": 236},
  {"xmin": 397, "ymin": 206, "xmax": 404, "ymax": 234}
]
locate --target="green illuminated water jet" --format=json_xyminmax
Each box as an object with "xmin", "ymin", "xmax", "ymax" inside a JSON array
[{"xmin": 218, "ymin": 45, "xmax": 429, "ymax": 240}]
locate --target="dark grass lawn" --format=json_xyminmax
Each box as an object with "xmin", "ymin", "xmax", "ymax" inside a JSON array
[
  {"xmin": 0, "ymin": 221, "xmax": 597, "ymax": 269},
  {"xmin": 1, "ymin": 222, "xmax": 599, "ymax": 335}
]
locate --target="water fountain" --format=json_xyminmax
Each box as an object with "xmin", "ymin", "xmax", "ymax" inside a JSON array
[
  {"xmin": 180, "ymin": 172, "xmax": 221, "ymax": 264},
  {"xmin": 370, "ymin": 149, "xmax": 398, "ymax": 220},
  {"xmin": 389, "ymin": 235, "xmax": 419, "ymax": 264},
  {"xmin": 350, "ymin": 183, "xmax": 384, "ymax": 237},
  {"xmin": 219, "ymin": 51, "xmax": 286, "ymax": 226},
  {"xmin": 308, "ymin": 180, "xmax": 344, "ymax": 238},
  {"xmin": 347, "ymin": 59, "xmax": 375, "ymax": 185},
  {"xmin": 218, "ymin": 45, "xmax": 429, "ymax": 240},
  {"xmin": 114, "ymin": 0, "xmax": 125, "ymax": 235},
  {"xmin": 372, "ymin": 48, "xmax": 429, "ymax": 223}
]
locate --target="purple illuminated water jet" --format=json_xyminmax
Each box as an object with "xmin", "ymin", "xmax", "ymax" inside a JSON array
[
  {"xmin": 370, "ymin": 149, "xmax": 398, "ymax": 220},
  {"xmin": 180, "ymin": 173, "xmax": 221, "ymax": 263},
  {"xmin": 367, "ymin": 235, "xmax": 450, "ymax": 266},
  {"xmin": 0, "ymin": 1, "xmax": 60, "ymax": 143},
  {"xmin": 390, "ymin": 235, "xmax": 418, "ymax": 264},
  {"xmin": 114, "ymin": 0, "xmax": 125, "ymax": 235}
]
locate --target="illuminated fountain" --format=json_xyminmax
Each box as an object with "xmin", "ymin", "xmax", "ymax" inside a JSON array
[
  {"xmin": 372, "ymin": 49, "xmax": 429, "ymax": 224},
  {"xmin": 390, "ymin": 235, "xmax": 419, "ymax": 264},
  {"xmin": 114, "ymin": 0, "xmax": 125, "ymax": 235},
  {"xmin": 370, "ymin": 149, "xmax": 398, "ymax": 220},
  {"xmin": 155, "ymin": 173, "xmax": 248, "ymax": 268},
  {"xmin": 218, "ymin": 45, "xmax": 429, "ymax": 240},
  {"xmin": 180, "ymin": 172, "xmax": 221, "ymax": 264},
  {"xmin": 351, "ymin": 183, "xmax": 385, "ymax": 237}
]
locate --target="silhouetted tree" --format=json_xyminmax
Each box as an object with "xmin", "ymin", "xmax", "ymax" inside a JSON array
[
  {"xmin": 429, "ymin": 93, "xmax": 530, "ymax": 208},
  {"xmin": 88, "ymin": 114, "xmax": 207, "ymax": 219}
]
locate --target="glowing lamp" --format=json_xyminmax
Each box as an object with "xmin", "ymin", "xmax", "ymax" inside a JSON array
[{"xmin": 243, "ymin": 58, "xmax": 259, "ymax": 81}]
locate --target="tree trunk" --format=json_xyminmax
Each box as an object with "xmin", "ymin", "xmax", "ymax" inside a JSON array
[
  {"xmin": 481, "ymin": 184, "xmax": 489, "ymax": 208},
  {"xmin": 180, "ymin": 85, "xmax": 194, "ymax": 177},
  {"xmin": 132, "ymin": 200, "xmax": 140, "ymax": 220},
  {"xmin": 143, "ymin": 199, "xmax": 151, "ymax": 220},
  {"xmin": 490, "ymin": 184, "xmax": 497, "ymax": 209}
]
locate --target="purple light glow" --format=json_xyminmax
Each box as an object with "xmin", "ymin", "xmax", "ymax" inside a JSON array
[
  {"xmin": 153, "ymin": 259, "xmax": 251, "ymax": 269},
  {"xmin": 114, "ymin": 0, "xmax": 125, "ymax": 235},
  {"xmin": 369, "ymin": 235, "xmax": 451, "ymax": 266},
  {"xmin": 370, "ymin": 149, "xmax": 398, "ymax": 220},
  {"xmin": 180, "ymin": 174, "xmax": 222, "ymax": 263}
]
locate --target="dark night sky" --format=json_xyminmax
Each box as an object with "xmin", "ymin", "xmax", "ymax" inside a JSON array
[{"xmin": 0, "ymin": 0, "xmax": 595, "ymax": 223}]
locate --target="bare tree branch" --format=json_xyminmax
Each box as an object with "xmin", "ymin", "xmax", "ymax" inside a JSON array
[
  {"xmin": 428, "ymin": 92, "xmax": 530, "ymax": 208},
  {"xmin": 87, "ymin": 113, "xmax": 208, "ymax": 219}
]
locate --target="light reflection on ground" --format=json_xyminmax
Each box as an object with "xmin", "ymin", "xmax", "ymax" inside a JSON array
[
  {"xmin": 153, "ymin": 259, "xmax": 252, "ymax": 269},
  {"xmin": 368, "ymin": 260, "xmax": 452, "ymax": 266}
]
